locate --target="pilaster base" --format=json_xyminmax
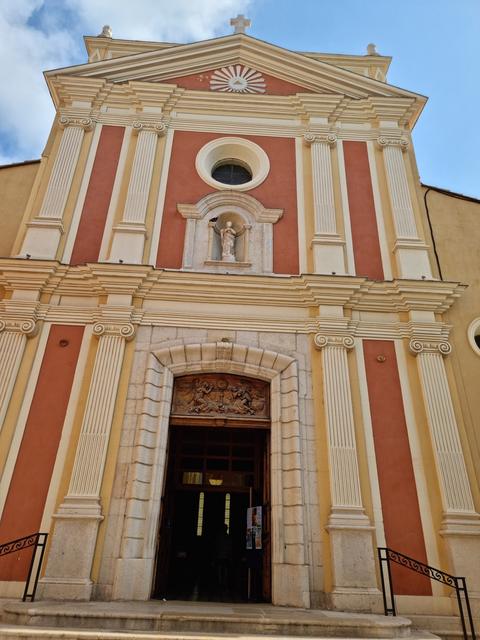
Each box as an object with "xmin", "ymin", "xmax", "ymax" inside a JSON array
[
  {"xmin": 394, "ymin": 241, "xmax": 432, "ymax": 279},
  {"xmin": 109, "ymin": 225, "xmax": 146, "ymax": 264},
  {"xmin": 440, "ymin": 512, "xmax": 480, "ymax": 617},
  {"xmin": 38, "ymin": 576, "xmax": 94, "ymax": 601},
  {"xmin": 326, "ymin": 507, "xmax": 378, "ymax": 607},
  {"xmin": 272, "ymin": 562, "xmax": 310, "ymax": 608},
  {"xmin": 312, "ymin": 236, "xmax": 346, "ymax": 275},
  {"xmin": 20, "ymin": 219, "xmax": 64, "ymax": 260},
  {"xmin": 40, "ymin": 498, "xmax": 103, "ymax": 601},
  {"xmin": 326, "ymin": 587, "xmax": 383, "ymax": 613}
]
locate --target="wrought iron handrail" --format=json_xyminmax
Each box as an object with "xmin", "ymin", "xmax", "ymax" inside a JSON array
[
  {"xmin": 0, "ymin": 532, "xmax": 48, "ymax": 602},
  {"xmin": 378, "ymin": 547, "xmax": 476, "ymax": 640}
]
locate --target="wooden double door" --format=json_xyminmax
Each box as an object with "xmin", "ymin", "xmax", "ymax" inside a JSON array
[{"xmin": 153, "ymin": 425, "xmax": 271, "ymax": 602}]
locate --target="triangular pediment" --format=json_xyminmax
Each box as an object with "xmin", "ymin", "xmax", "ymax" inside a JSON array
[{"xmin": 46, "ymin": 33, "xmax": 424, "ymax": 102}]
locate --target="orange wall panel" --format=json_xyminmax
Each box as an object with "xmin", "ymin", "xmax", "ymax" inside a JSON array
[
  {"xmin": 70, "ymin": 126, "xmax": 124, "ymax": 265},
  {"xmin": 343, "ymin": 141, "xmax": 384, "ymax": 280},
  {"xmin": 363, "ymin": 340, "xmax": 430, "ymax": 595},
  {"xmin": 0, "ymin": 325, "xmax": 84, "ymax": 580},
  {"xmin": 156, "ymin": 131, "xmax": 299, "ymax": 274}
]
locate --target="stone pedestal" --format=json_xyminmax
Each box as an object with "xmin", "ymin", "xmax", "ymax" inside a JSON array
[{"xmin": 39, "ymin": 498, "xmax": 102, "ymax": 600}]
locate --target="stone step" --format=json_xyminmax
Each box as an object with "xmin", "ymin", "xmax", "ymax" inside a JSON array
[
  {"xmin": 408, "ymin": 614, "xmax": 477, "ymax": 640},
  {"xmin": 1, "ymin": 601, "xmax": 427, "ymax": 639},
  {"xmin": 0, "ymin": 624, "xmax": 441, "ymax": 640}
]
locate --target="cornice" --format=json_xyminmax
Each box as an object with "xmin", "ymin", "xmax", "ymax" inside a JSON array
[
  {"xmin": 0, "ymin": 260, "xmax": 465, "ymax": 315},
  {"xmin": 49, "ymin": 74, "xmax": 423, "ymax": 129}
]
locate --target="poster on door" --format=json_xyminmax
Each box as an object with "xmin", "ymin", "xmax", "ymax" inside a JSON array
[{"xmin": 246, "ymin": 506, "xmax": 262, "ymax": 550}]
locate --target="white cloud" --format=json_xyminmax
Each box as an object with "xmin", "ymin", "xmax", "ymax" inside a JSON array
[{"xmin": 0, "ymin": 0, "xmax": 251, "ymax": 164}]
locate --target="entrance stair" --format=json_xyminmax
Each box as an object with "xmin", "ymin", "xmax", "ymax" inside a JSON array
[{"xmin": 0, "ymin": 600, "xmax": 443, "ymax": 640}]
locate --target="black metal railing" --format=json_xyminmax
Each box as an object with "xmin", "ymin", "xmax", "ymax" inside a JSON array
[
  {"xmin": 378, "ymin": 547, "xmax": 476, "ymax": 640},
  {"xmin": 0, "ymin": 532, "xmax": 48, "ymax": 602}
]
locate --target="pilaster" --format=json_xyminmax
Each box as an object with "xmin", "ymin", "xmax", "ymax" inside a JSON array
[
  {"xmin": 377, "ymin": 135, "xmax": 432, "ymax": 279},
  {"xmin": 109, "ymin": 121, "xmax": 166, "ymax": 264},
  {"xmin": 0, "ymin": 306, "xmax": 38, "ymax": 432},
  {"xmin": 40, "ymin": 318, "xmax": 135, "ymax": 601},
  {"xmin": 314, "ymin": 331, "xmax": 379, "ymax": 611},
  {"xmin": 20, "ymin": 117, "xmax": 93, "ymax": 259},
  {"xmin": 304, "ymin": 133, "xmax": 346, "ymax": 275},
  {"xmin": 409, "ymin": 338, "xmax": 480, "ymax": 610}
]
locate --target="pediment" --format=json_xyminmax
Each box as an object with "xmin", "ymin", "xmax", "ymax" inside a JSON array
[{"xmin": 46, "ymin": 34, "xmax": 424, "ymax": 101}]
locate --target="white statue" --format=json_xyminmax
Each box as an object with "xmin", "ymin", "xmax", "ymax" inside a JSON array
[{"xmin": 220, "ymin": 221, "xmax": 236, "ymax": 262}]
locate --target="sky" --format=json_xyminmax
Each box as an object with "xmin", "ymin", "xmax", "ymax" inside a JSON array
[{"xmin": 1, "ymin": 0, "xmax": 479, "ymax": 197}]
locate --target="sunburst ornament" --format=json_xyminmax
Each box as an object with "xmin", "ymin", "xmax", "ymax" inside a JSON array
[{"xmin": 210, "ymin": 65, "xmax": 266, "ymax": 94}]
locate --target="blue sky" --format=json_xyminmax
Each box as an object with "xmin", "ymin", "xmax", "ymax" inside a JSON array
[{"xmin": 1, "ymin": 0, "xmax": 479, "ymax": 197}]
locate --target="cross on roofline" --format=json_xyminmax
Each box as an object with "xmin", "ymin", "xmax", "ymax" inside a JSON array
[{"xmin": 230, "ymin": 14, "xmax": 251, "ymax": 34}]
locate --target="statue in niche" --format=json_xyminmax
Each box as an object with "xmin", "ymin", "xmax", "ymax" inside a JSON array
[{"xmin": 220, "ymin": 221, "xmax": 237, "ymax": 262}]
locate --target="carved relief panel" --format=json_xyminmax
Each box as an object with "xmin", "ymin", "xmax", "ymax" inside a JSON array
[{"xmin": 171, "ymin": 373, "xmax": 270, "ymax": 421}]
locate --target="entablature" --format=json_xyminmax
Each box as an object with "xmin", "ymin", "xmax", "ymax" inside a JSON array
[
  {"xmin": 0, "ymin": 259, "xmax": 465, "ymax": 314},
  {"xmin": 48, "ymin": 72, "xmax": 424, "ymax": 130}
]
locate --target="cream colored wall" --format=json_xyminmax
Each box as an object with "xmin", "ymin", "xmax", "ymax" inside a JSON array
[
  {"xmin": 422, "ymin": 186, "xmax": 480, "ymax": 493},
  {"xmin": 0, "ymin": 161, "xmax": 40, "ymax": 258}
]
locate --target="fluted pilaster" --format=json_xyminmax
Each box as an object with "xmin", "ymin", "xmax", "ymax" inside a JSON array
[
  {"xmin": 109, "ymin": 121, "xmax": 165, "ymax": 263},
  {"xmin": 314, "ymin": 333, "xmax": 378, "ymax": 603},
  {"xmin": 314, "ymin": 334, "xmax": 364, "ymax": 512},
  {"xmin": 0, "ymin": 318, "xmax": 37, "ymax": 431},
  {"xmin": 123, "ymin": 122, "xmax": 165, "ymax": 224},
  {"xmin": 39, "ymin": 117, "xmax": 92, "ymax": 220},
  {"xmin": 304, "ymin": 133, "xmax": 337, "ymax": 235},
  {"xmin": 66, "ymin": 322, "xmax": 135, "ymax": 504},
  {"xmin": 377, "ymin": 137, "xmax": 417, "ymax": 239},
  {"xmin": 305, "ymin": 133, "xmax": 346, "ymax": 274},
  {"xmin": 409, "ymin": 339, "xmax": 476, "ymax": 513}
]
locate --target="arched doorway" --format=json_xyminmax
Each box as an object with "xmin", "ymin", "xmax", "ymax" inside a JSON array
[{"xmin": 153, "ymin": 373, "xmax": 271, "ymax": 602}]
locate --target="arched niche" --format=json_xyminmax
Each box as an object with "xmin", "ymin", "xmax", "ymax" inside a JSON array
[{"xmin": 178, "ymin": 192, "xmax": 283, "ymax": 274}]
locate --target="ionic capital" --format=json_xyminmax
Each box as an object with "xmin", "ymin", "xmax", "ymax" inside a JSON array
[
  {"xmin": 409, "ymin": 339, "xmax": 452, "ymax": 357},
  {"xmin": 377, "ymin": 136, "xmax": 409, "ymax": 151},
  {"xmin": 132, "ymin": 120, "xmax": 167, "ymax": 137},
  {"xmin": 59, "ymin": 116, "xmax": 94, "ymax": 132},
  {"xmin": 314, "ymin": 334, "xmax": 355, "ymax": 351},
  {"xmin": 93, "ymin": 322, "xmax": 136, "ymax": 341},
  {"xmin": 0, "ymin": 318, "xmax": 37, "ymax": 337},
  {"xmin": 304, "ymin": 131, "xmax": 337, "ymax": 147}
]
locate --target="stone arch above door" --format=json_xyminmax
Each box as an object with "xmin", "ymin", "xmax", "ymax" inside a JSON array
[{"xmin": 112, "ymin": 341, "xmax": 311, "ymax": 608}]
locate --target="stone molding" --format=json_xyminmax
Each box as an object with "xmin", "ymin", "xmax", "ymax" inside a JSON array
[
  {"xmin": 178, "ymin": 191, "xmax": 283, "ymax": 224},
  {"xmin": 0, "ymin": 261, "xmax": 464, "ymax": 314}
]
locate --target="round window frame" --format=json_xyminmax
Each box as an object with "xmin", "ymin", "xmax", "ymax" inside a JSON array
[
  {"xmin": 195, "ymin": 137, "xmax": 270, "ymax": 192},
  {"xmin": 467, "ymin": 318, "xmax": 480, "ymax": 356}
]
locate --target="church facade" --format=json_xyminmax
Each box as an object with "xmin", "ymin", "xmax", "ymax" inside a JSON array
[{"xmin": 0, "ymin": 20, "xmax": 479, "ymax": 619}]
